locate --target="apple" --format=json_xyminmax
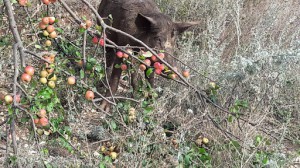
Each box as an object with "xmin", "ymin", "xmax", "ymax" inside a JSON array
[
  {"xmin": 43, "ymin": 30, "xmax": 49, "ymax": 37},
  {"xmin": 46, "ymin": 68, "xmax": 54, "ymax": 74},
  {"xmin": 158, "ymin": 53, "xmax": 165, "ymax": 59},
  {"xmin": 182, "ymin": 70, "xmax": 190, "ymax": 78},
  {"xmin": 19, "ymin": 0, "xmax": 28, "ymax": 6},
  {"xmin": 38, "ymin": 109, "xmax": 47, "ymax": 118},
  {"xmin": 4, "ymin": 95, "xmax": 13, "ymax": 104},
  {"xmin": 169, "ymin": 73, "xmax": 177, "ymax": 79},
  {"xmin": 34, "ymin": 118, "xmax": 40, "ymax": 124},
  {"xmin": 202, "ymin": 137, "xmax": 209, "ymax": 144},
  {"xmin": 99, "ymin": 38, "xmax": 105, "ymax": 46},
  {"xmin": 24, "ymin": 65, "xmax": 35, "ymax": 76},
  {"xmin": 110, "ymin": 152, "xmax": 118, "ymax": 160},
  {"xmin": 39, "ymin": 117, "xmax": 49, "ymax": 126},
  {"xmin": 144, "ymin": 59, "xmax": 151, "ymax": 66},
  {"xmin": 49, "ymin": 54, "xmax": 55, "ymax": 59},
  {"xmin": 151, "ymin": 55, "xmax": 158, "ymax": 62},
  {"xmin": 154, "ymin": 69, "xmax": 161, "ymax": 75},
  {"xmin": 92, "ymin": 37, "xmax": 98, "ymax": 44},
  {"xmin": 85, "ymin": 90, "xmax": 95, "ymax": 101},
  {"xmin": 14, "ymin": 94, "xmax": 21, "ymax": 103},
  {"xmin": 76, "ymin": 60, "xmax": 83, "ymax": 67},
  {"xmin": 41, "ymin": 17, "xmax": 49, "ymax": 25},
  {"xmin": 128, "ymin": 107, "xmax": 136, "ymax": 116},
  {"xmin": 45, "ymin": 40, "xmax": 51, "ymax": 46},
  {"xmin": 85, "ymin": 20, "xmax": 92, "ymax": 29},
  {"xmin": 123, "ymin": 53, "xmax": 129, "ymax": 59},
  {"xmin": 153, "ymin": 62, "xmax": 161, "ymax": 69},
  {"xmin": 42, "ymin": 0, "xmax": 51, "ymax": 5},
  {"xmin": 49, "ymin": 31, "xmax": 57, "ymax": 38},
  {"xmin": 21, "ymin": 73, "xmax": 32, "ymax": 83},
  {"xmin": 116, "ymin": 51, "xmax": 123, "ymax": 58},
  {"xmin": 48, "ymin": 81, "xmax": 55, "ymax": 88},
  {"xmin": 48, "ymin": 17, "xmax": 55, "ymax": 24},
  {"xmin": 100, "ymin": 146, "xmax": 106, "ymax": 153},
  {"xmin": 46, "ymin": 25, "xmax": 55, "ymax": 33},
  {"xmin": 159, "ymin": 64, "xmax": 165, "ymax": 71},
  {"xmin": 39, "ymin": 77, "xmax": 47, "ymax": 84},
  {"xmin": 139, "ymin": 64, "xmax": 146, "ymax": 71},
  {"xmin": 120, "ymin": 64, "xmax": 127, "ymax": 71},
  {"xmin": 39, "ymin": 22, "xmax": 47, "ymax": 29},
  {"xmin": 209, "ymin": 82, "xmax": 216, "ymax": 88},
  {"xmin": 67, "ymin": 76, "xmax": 76, "ymax": 85},
  {"xmin": 48, "ymin": 74, "xmax": 57, "ymax": 81}
]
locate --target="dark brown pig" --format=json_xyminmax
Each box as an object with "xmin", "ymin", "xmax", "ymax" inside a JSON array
[{"xmin": 98, "ymin": 0, "xmax": 198, "ymax": 112}]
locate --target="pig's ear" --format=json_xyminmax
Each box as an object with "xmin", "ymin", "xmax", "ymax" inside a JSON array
[
  {"xmin": 135, "ymin": 13, "xmax": 157, "ymax": 31},
  {"xmin": 175, "ymin": 22, "xmax": 200, "ymax": 34}
]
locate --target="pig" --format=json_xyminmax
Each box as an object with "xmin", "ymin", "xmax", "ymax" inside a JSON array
[{"xmin": 98, "ymin": 0, "xmax": 198, "ymax": 112}]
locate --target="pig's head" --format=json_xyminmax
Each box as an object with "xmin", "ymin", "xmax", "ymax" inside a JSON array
[{"xmin": 135, "ymin": 13, "xmax": 198, "ymax": 66}]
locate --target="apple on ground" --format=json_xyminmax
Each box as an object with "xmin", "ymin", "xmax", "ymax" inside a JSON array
[
  {"xmin": 48, "ymin": 81, "xmax": 55, "ymax": 88},
  {"xmin": 4, "ymin": 95, "xmax": 13, "ymax": 104},
  {"xmin": 85, "ymin": 90, "xmax": 95, "ymax": 101},
  {"xmin": 67, "ymin": 76, "xmax": 76, "ymax": 85},
  {"xmin": 24, "ymin": 65, "xmax": 35, "ymax": 76},
  {"xmin": 182, "ymin": 70, "xmax": 190, "ymax": 78},
  {"xmin": 139, "ymin": 64, "xmax": 146, "ymax": 71},
  {"xmin": 120, "ymin": 64, "xmax": 127, "ymax": 71},
  {"xmin": 21, "ymin": 73, "xmax": 32, "ymax": 83}
]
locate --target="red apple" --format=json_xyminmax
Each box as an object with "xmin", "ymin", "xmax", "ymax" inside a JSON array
[
  {"xmin": 39, "ymin": 117, "xmax": 49, "ymax": 126},
  {"xmin": 24, "ymin": 65, "xmax": 35, "ymax": 76},
  {"xmin": 67, "ymin": 76, "xmax": 76, "ymax": 85},
  {"xmin": 151, "ymin": 55, "xmax": 158, "ymax": 62},
  {"xmin": 139, "ymin": 64, "xmax": 146, "ymax": 71},
  {"xmin": 48, "ymin": 17, "xmax": 55, "ymax": 24},
  {"xmin": 116, "ymin": 51, "xmax": 123, "ymax": 58},
  {"xmin": 144, "ymin": 59, "xmax": 151, "ymax": 66},
  {"xmin": 120, "ymin": 64, "xmax": 127, "ymax": 71},
  {"xmin": 154, "ymin": 69, "xmax": 161, "ymax": 75},
  {"xmin": 42, "ymin": 0, "xmax": 51, "ymax": 5},
  {"xmin": 169, "ymin": 73, "xmax": 177, "ymax": 79},
  {"xmin": 153, "ymin": 62, "xmax": 161, "ymax": 69},
  {"xmin": 34, "ymin": 118, "xmax": 39, "ymax": 124},
  {"xmin": 99, "ymin": 38, "xmax": 105, "ymax": 46},
  {"xmin": 14, "ymin": 94, "xmax": 21, "ymax": 103},
  {"xmin": 4, "ymin": 95, "xmax": 13, "ymax": 104},
  {"xmin": 39, "ymin": 22, "xmax": 47, "ymax": 29},
  {"xmin": 19, "ymin": 0, "xmax": 28, "ymax": 6},
  {"xmin": 85, "ymin": 90, "xmax": 95, "ymax": 101},
  {"xmin": 46, "ymin": 25, "xmax": 55, "ymax": 33},
  {"xmin": 158, "ymin": 53, "xmax": 165, "ymax": 59},
  {"xmin": 182, "ymin": 70, "xmax": 190, "ymax": 78},
  {"xmin": 92, "ymin": 37, "xmax": 98, "ymax": 44},
  {"xmin": 21, "ymin": 73, "xmax": 32, "ymax": 83},
  {"xmin": 41, "ymin": 17, "xmax": 49, "ymax": 25},
  {"xmin": 38, "ymin": 109, "xmax": 47, "ymax": 118},
  {"xmin": 159, "ymin": 64, "xmax": 165, "ymax": 71}
]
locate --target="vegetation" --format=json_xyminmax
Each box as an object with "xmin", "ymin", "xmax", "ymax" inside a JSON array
[{"xmin": 0, "ymin": 0, "xmax": 299, "ymax": 167}]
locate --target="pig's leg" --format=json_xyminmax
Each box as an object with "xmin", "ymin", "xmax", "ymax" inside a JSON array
[
  {"xmin": 146, "ymin": 70, "xmax": 155, "ymax": 88},
  {"xmin": 100, "ymin": 57, "xmax": 122, "ymax": 112}
]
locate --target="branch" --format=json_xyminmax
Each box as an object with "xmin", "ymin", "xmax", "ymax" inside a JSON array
[{"xmin": 4, "ymin": 0, "xmax": 26, "ymax": 67}]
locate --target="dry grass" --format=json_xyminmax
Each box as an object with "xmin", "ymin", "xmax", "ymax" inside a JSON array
[{"xmin": 0, "ymin": 0, "xmax": 299, "ymax": 167}]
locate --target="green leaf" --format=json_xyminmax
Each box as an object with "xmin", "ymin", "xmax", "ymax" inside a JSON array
[
  {"xmin": 142, "ymin": 51, "xmax": 153, "ymax": 57},
  {"xmin": 146, "ymin": 68, "xmax": 153, "ymax": 78},
  {"xmin": 110, "ymin": 120, "xmax": 117, "ymax": 130},
  {"xmin": 80, "ymin": 69, "xmax": 85, "ymax": 79},
  {"xmin": 35, "ymin": 45, "xmax": 42, "ymax": 49}
]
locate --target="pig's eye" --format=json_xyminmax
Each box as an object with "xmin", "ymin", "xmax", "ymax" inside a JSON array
[{"xmin": 154, "ymin": 37, "xmax": 162, "ymax": 43}]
